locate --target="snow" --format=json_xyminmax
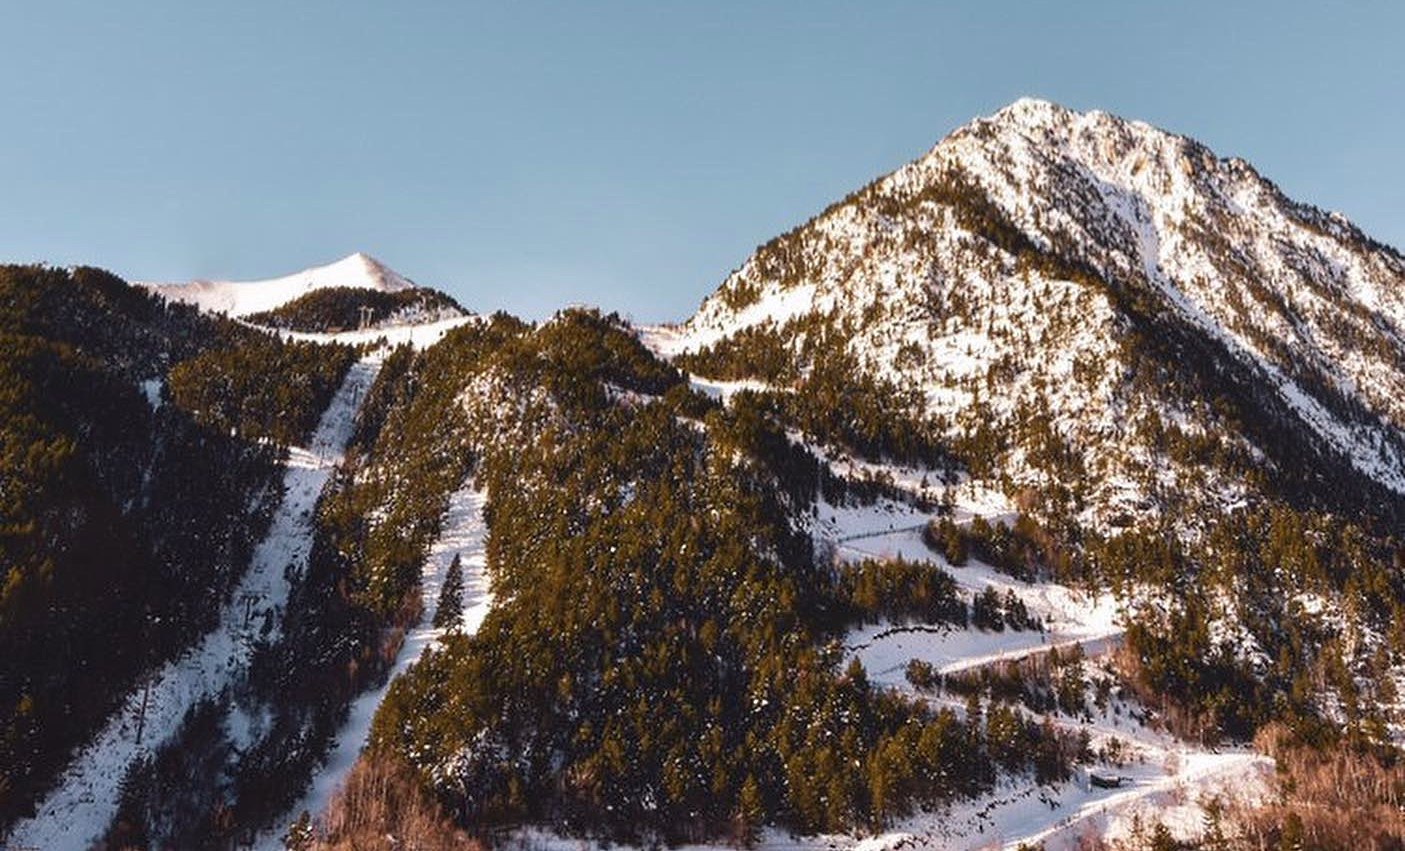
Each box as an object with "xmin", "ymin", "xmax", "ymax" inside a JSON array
[
  {"xmin": 851, "ymin": 619, "xmax": 1121, "ymax": 684},
  {"xmin": 686, "ymin": 374, "xmax": 778, "ymax": 403},
  {"xmin": 662, "ymin": 97, "xmax": 1405, "ymax": 541},
  {"xmin": 947, "ymin": 100, "xmax": 1405, "ymax": 495},
  {"xmin": 276, "ymin": 314, "xmax": 478, "ymax": 350},
  {"xmin": 1003, "ymin": 750, "xmax": 1271, "ymax": 849},
  {"xmin": 5, "ymin": 356, "xmax": 381, "ymax": 851},
  {"xmin": 805, "ymin": 498, "xmax": 1271, "ymax": 850},
  {"xmin": 639, "ymin": 280, "xmax": 818, "ymax": 357},
  {"xmin": 885, "ymin": 747, "xmax": 1271, "ymax": 850},
  {"xmin": 139, "ymin": 377, "xmax": 162, "ymax": 408},
  {"xmin": 252, "ymin": 479, "xmax": 492, "ymax": 847},
  {"xmin": 140, "ymin": 252, "xmax": 416, "ymax": 318},
  {"xmin": 1091, "ymin": 155, "xmax": 1405, "ymax": 494}
]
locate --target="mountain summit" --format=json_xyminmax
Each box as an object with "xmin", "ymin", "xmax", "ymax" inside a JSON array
[{"xmin": 141, "ymin": 252, "xmax": 417, "ymax": 318}]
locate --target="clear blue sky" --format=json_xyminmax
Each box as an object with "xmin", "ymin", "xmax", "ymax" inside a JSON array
[{"xmin": 1, "ymin": 1, "xmax": 1400, "ymax": 321}]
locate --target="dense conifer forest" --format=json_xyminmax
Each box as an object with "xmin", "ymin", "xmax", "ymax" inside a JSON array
[{"xmin": 360, "ymin": 311, "xmax": 1084, "ymax": 843}]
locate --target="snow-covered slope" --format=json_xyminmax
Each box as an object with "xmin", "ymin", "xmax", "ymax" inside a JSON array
[
  {"xmin": 141, "ymin": 252, "xmax": 417, "ymax": 317},
  {"xmin": 659, "ymin": 98, "xmax": 1405, "ymax": 530}
]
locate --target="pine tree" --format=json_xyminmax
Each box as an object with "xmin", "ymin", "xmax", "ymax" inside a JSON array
[
  {"xmin": 1201, "ymin": 795, "xmax": 1227, "ymax": 850},
  {"xmin": 433, "ymin": 554, "xmax": 464, "ymax": 631},
  {"xmin": 943, "ymin": 520, "xmax": 968, "ymax": 566},
  {"xmin": 731, "ymin": 774, "xmax": 763, "ymax": 848}
]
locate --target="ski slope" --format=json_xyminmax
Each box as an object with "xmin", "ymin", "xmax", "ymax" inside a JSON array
[
  {"xmin": 5, "ymin": 357, "xmax": 381, "ymax": 851},
  {"xmin": 254, "ymin": 479, "xmax": 493, "ymax": 848}
]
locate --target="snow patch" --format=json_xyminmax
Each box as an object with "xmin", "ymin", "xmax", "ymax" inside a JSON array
[{"xmin": 139, "ymin": 377, "xmax": 163, "ymax": 408}]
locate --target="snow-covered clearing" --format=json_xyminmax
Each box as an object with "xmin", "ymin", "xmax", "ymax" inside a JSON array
[
  {"xmin": 1013, "ymin": 751, "xmax": 1269, "ymax": 850},
  {"xmin": 865, "ymin": 747, "xmax": 1269, "ymax": 850},
  {"xmin": 277, "ymin": 314, "xmax": 476, "ymax": 350},
  {"xmin": 5, "ymin": 357, "xmax": 380, "ymax": 851},
  {"xmin": 811, "ymin": 496, "xmax": 1122, "ymax": 687},
  {"xmin": 253, "ymin": 479, "xmax": 492, "ymax": 848},
  {"xmin": 809, "ymin": 495, "xmax": 1261, "ymax": 848},
  {"xmin": 687, "ymin": 374, "xmax": 778, "ymax": 403}
]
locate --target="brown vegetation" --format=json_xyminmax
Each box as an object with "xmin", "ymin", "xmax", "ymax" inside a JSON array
[
  {"xmin": 291, "ymin": 752, "xmax": 480, "ymax": 851},
  {"xmin": 1223, "ymin": 723, "xmax": 1405, "ymax": 850}
]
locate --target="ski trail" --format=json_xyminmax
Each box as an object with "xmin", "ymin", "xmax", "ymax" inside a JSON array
[
  {"xmin": 5, "ymin": 358, "xmax": 380, "ymax": 851},
  {"xmin": 253, "ymin": 479, "xmax": 492, "ymax": 848}
]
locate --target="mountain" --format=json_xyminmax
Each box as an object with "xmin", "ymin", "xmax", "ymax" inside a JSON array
[
  {"xmin": 665, "ymin": 98, "xmax": 1405, "ymax": 532},
  {"xmin": 140, "ymin": 251, "xmax": 419, "ymax": 318},
  {"xmin": 7, "ymin": 102, "xmax": 1405, "ymax": 850}
]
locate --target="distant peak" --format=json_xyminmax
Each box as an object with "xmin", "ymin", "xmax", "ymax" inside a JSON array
[
  {"xmin": 344, "ymin": 251, "xmax": 383, "ymax": 269},
  {"xmin": 139, "ymin": 251, "xmax": 417, "ymax": 317},
  {"xmin": 325, "ymin": 251, "xmax": 384, "ymax": 272}
]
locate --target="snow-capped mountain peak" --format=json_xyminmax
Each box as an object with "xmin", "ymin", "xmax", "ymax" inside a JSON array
[
  {"xmin": 334, "ymin": 251, "xmax": 418, "ymax": 292},
  {"xmin": 140, "ymin": 252, "xmax": 417, "ymax": 317},
  {"xmin": 667, "ymin": 98, "xmax": 1405, "ymax": 526}
]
